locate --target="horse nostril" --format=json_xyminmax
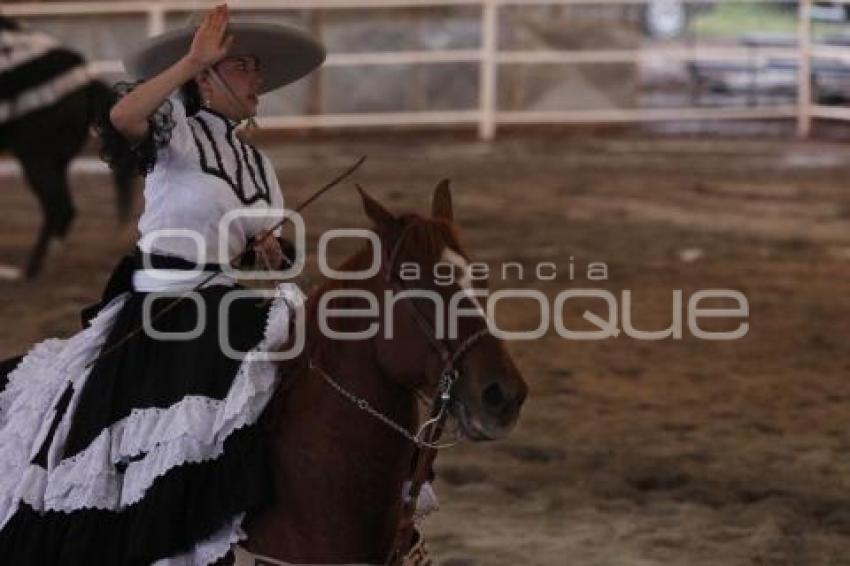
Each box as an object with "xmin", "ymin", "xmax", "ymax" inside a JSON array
[{"xmin": 482, "ymin": 383, "xmax": 506, "ymax": 410}]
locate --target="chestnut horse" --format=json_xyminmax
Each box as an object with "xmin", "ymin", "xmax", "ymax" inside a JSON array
[{"xmin": 242, "ymin": 181, "xmax": 528, "ymax": 564}]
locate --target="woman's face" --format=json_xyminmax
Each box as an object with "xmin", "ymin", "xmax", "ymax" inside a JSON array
[{"xmin": 198, "ymin": 55, "xmax": 264, "ymax": 120}]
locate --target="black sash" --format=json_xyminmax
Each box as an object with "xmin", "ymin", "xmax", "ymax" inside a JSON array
[{"xmin": 80, "ymin": 248, "xmax": 224, "ymax": 327}]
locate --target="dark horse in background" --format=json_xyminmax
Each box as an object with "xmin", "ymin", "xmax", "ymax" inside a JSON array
[{"xmin": 0, "ymin": 15, "xmax": 134, "ymax": 279}]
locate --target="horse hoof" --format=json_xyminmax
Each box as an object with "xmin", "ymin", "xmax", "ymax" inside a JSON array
[{"xmin": 0, "ymin": 265, "xmax": 22, "ymax": 281}]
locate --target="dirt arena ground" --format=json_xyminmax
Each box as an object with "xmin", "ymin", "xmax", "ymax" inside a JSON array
[{"xmin": 1, "ymin": 128, "xmax": 849, "ymax": 565}]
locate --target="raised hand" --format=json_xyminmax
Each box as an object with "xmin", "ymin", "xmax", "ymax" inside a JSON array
[
  {"xmin": 187, "ymin": 4, "xmax": 234, "ymax": 68},
  {"xmin": 110, "ymin": 4, "xmax": 234, "ymax": 141}
]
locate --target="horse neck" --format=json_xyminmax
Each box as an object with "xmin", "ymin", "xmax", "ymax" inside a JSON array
[
  {"xmin": 306, "ymin": 331, "xmax": 420, "ymax": 444},
  {"xmin": 303, "ymin": 275, "xmax": 418, "ymax": 425},
  {"xmin": 299, "ymin": 277, "xmax": 421, "ymax": 491},
  {"xmin": 245, "ymin": 279, "xmax": 420, "ymax": 563}
]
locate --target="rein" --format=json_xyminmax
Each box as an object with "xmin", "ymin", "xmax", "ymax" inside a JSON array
[
  {"xmin": 305, "ymin": 218, "xmax": 491, "ymax": 566},
  {"xmin": 308, "ymin": 361, "xmax": 460, "ymax": 450}
]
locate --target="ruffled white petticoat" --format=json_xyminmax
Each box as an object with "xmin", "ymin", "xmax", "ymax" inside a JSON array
[{"xmin": 0, "ymin": 282, "xmax": 303, "ymax": 565}]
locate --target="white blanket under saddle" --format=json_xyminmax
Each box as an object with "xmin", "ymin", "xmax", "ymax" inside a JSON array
[{"xmin": 0, "ymin": 27, "xmax": 91, "ymax": 124}]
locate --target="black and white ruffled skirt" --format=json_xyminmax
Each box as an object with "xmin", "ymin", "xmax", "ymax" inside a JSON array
[{"xmin": 0, "ymin": 254, "xmax": 302, "ymax": 565}]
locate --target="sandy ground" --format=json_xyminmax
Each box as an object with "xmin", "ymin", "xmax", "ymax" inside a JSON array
[{"xmin": 1, "ymin": 129, "xmax": 849, "ymax": 565}]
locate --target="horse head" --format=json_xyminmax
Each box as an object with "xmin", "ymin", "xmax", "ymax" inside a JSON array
[{"xmin": 354, "ymin": 180, "xmax": 528, "ymax": 441}]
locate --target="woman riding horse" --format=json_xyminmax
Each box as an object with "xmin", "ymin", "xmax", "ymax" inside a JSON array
[
  {"xmin": 0, "ymin": 5, "xmax": 325, "ymax": 563},
  {"xmin": 0, "ymin": 5, "xmax": 528, "ymax": 564}
]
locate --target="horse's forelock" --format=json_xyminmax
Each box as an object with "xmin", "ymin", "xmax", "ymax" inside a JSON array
[
  {"xmin": 395, "ymin": 213, "xmax": 464, "ymax": 265},
  {"xmin": 334, "ymin": 213, "xmax": 463, "ymax": 277}
]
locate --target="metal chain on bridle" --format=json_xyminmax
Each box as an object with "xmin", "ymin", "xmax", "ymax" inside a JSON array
[
  {"xmin": 309, "ymin": 361, "xmax": 455, "ymax": 450},
  {"xmin": 308, "ymin": 219, "xmax": 490, "ymax": 450}
]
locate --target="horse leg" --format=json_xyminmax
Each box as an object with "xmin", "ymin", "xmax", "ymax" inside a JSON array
[
  {"xmin": 24, "ymin": 221, "xmax": 51, "ymax": 280},
  {"xmin": 49, "ymin": 159, "xmax": 76, "ymax": 239},
  {"xmin": 19, "ymin": 155, "xmax": 75, "ymax": 278}
]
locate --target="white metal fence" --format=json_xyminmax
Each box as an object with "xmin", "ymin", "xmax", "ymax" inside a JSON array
[{"xmin": 2, "ymin": 0, "xmax": 848, "ymax": 138}]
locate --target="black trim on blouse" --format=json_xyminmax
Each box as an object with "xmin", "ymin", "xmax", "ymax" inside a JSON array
[{"xmin": 188, "ymin": 109, "xmax": 272, "ymax": 206}]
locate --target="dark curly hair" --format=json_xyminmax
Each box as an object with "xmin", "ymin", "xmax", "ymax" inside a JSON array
[
  {"xmin": 180, "ymin": 79, "xmax": 202, "ymax": 117},
  {"xmin": 94, "ymin": 78, "xmax": 202, "ymax": 177}
]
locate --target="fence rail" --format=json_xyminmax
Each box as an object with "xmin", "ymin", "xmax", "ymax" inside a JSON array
[{"xmin": 2, "ymin": 0, "xmax": 848, "ymax": 138}]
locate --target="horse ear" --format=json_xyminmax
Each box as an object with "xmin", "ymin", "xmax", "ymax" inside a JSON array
[
  {"xmin": 356, "ymin": 184, "xmax": 396, "ymax": 230},
  {"xmin": 432, "ymin": 179, "xmax": 453, "ymax": 221}
]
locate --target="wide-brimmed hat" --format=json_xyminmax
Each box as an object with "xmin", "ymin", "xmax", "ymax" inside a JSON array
[{"xmin": 123, "ymin": 21, "xmax": 326, "ymax": 93}]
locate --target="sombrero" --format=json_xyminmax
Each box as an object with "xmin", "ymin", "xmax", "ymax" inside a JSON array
[{"xmin": 123, "ymin": 21, "xmax": 326, "ymax": 93}]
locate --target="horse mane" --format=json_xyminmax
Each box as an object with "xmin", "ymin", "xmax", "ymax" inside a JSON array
[{"xmin": 303, "ymin": 212, "xmax": 464, "ymax": 365}]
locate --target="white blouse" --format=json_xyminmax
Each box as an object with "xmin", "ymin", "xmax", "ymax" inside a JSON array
[{"xmin": 137, "ymin": 97, "xmax": 284, "ymax": 267}]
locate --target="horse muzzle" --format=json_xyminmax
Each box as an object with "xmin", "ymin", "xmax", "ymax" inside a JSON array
[{"xmin": 451, "ymin": 376, "xmax": 527, "ymax": 441}]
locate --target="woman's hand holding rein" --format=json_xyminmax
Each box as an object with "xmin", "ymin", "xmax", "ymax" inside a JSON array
[
  {"xmin": 109, "ymin": 4, "xmax": 233, "ymax": 142},
  {"xmin": 253, "ymin": 230, "xmax": 286, "ymax": 271}
]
